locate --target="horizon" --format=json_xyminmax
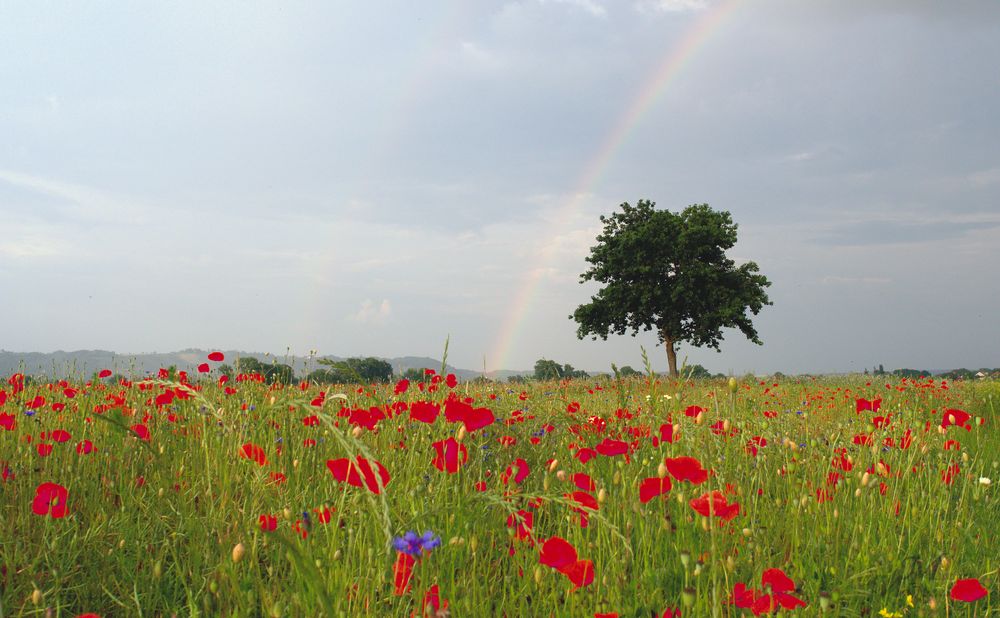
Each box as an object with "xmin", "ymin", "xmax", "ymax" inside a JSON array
[{"xmin": 3, "ymin": 1, "xmax": 999, "ymax": 375}]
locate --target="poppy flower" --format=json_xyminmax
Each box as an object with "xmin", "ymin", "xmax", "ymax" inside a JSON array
[
  {"xmin": 326, "ymin": 456, "xmax": 391, "ymax": 494},
  {"xmin": 941, "ymin": 408, "xmax": 972, "ymax": 431},
  {"xmin": 856, "ymin": 398, "xmax": 881, "ymax": 413},
  {"xmin": 540, "ymin": 536, "xmax": 577, "ymax": 571},
  {"xmin": 594, "ymin": 438, "xmax": 629, "ymax": 457},
  {"xmin": 197, "ymin": 363, "xmax": 210, "ymax": 373},
  {"xmin": 562, "ymin": 559, "xmax": 595, "ymax": 589},
  {"xmin": 208, "ymin": 351, "xmax": 225, "ymax": 361},
  {"xmin": 259, "ymin": 514, "xmax": 277, "ymax": 531},
  {"xmin": 572, "ymin": 473, "xmax": 596, "ymax": 491},
  {"xmin": 690, "ymin": 490, "xmax": 740, "ymax": 521},
  {"xmin": 501, "ymin": 458, "xmax": 531, "ymax": 485},
  {"xmin": 507, "ymin": 510, "xmax": 534, "ymax": 542},
  {"xmin": 130, "ymin": 424, "xmax": 150, "ymax": 441},
  {"xmin": 76, "ymin": 440, "xmax": 95, "ymax": 455},
  {"xmin": 393, "ymin": 551, "xmax": 416, "ymax": 595},
  {"xmin": 421, "ymin": 584, "xmax": 448, "ymax": 615},
  {"xmin": 32, "ymin": 482, "xmax": 68, "ymax": 518},
  {"xmin": 575, "ymin": 447, "xmax": 597, "ymax": 464},
  {"xmin": 664, "ymin": 456, "xmax": 708, "ymax": 484},
  {"xmin": 659, "ymin": 423, "xmax": 677, "ymax": 444},
  {"xmin": 431, "ymin": 437, "xmax": 468, "ymax": 474},
  {"xmin": 444, "ymin": 398, "xmax": 494, "ymax": 431},
  {"xmin": 951, "ymin": 578, "xmax": 988, "ymax": 602},
  {"xmin": 409, "ymin": 401, "xmax": 440, "ymax": 424},
  {"xmin": 0, "ymin": 413, "xmax": 16, "ymax": 431},
  {"xmin": 684, "ymin": 405, "xmax": 704, "ymax": 417},
  {"xmin": 239, "ymin": 442, "xmax": 268, "ymax": 466},
  {"xmin": 98, "ymin": 369, "xmax": 112, "ymax": 378},
  {"xmin": 639, "ymin": 477, "xmax": 672, "ymax": 503}
]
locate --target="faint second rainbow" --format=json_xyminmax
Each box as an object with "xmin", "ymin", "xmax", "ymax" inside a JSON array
[{"xmin": 488, "ymin": 0, "xmax": 743, "ymax": 373}]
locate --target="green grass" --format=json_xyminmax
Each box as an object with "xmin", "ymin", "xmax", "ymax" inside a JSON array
[{"xmin": 1, "ymin": 370, "xmax": 997, "ymax": 617}]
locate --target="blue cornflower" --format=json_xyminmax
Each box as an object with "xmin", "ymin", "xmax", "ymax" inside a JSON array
[
  {"xmin": 392, "ymin": 530, "xmax": 441, "ymax": 557},
  {"xmin": 24, "ymin": 410, "xmax": 35, "ymax": 417}
]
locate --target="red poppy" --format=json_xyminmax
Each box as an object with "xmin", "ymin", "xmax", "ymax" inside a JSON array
[
  {"xmin": 562, "ymin": 559, "xmax": 595, "ymax": 589},
  {"xmin": 664, "ymin": 456, "xmax": 708, "ymax": 484},
  {"xmin": 951, "ymin": 578, "xmax": 988, "ymax": 602},
  {"xmin": 575, "ymin": 447, "xmax": 597, "ymax": 463},
  {"xmin": 540, "ymin": 536, "xmax": 577, "ymax": 570},
  {"xmin": 326, "ymin": 456, "xmax": 391, "ymax": 494},
  {"xmin": 76, "ymin": 440, "xmax": 95, "ymax": 455},
  {"xmin": 197, "ymin": 363, "xmax": 210, "ymax": 373},
  {"xmin": 594, "ymin": 438, "xmax": 629, "ymax": 457},
  {"xmin": 130, "ymin": 424, "xmax": 150, "ymax": 441},
  {"xmin": 501, "ymin": 458, "xmax": 530, "ymax": 485},
  {"xmin": 32, "ymin": 482, "xmax": 68, "ymax": 518},
  {"xmin": 393, "ymin": 379, "xmax": 409, "ymax": 395},
  {"xmin": 690, "ymin": 490, "xmax": 740, "ymax": 521},
  {"xmin": 684, "ymin": 405, "xmax": 704, "ymax": 417},
  {"xmin": 639, "ymin": 477, "xmax": 672, "ymax": 503},
  {"xmin": 445, "ymin": 373, "xmax": 458, "ymax": 388},
  {"xmin": 566, "ymin": 490, "xmax": 599, "ymax": 511},
  {"xmin": 259, "ymin": 514, "xmax": 277, "ymax": 531},
  {"xmin": 208, "ymin": 351, "xmax": 225, "ymax": 361},
  {"xmin": 238, "ymin": 442, "xmax": 268, "ymax": 466},
  {"xmin": 941, "ymin": 408, "xmax": 972, "ymax": 431},
  {"xmin": 409, "ymin": 401, "xmax": 440, "ymax": 424},
  {"xmin": 393, "ymin": 551, "xmax": 415, "ymax": 595},
  {"xmin": 659, "ymin": 423, "xmax": 677, "ymax": 444},
  {"xmin": 98, "ymin": 369, "xmax": 112, "ymax": 378},
  {"xmin": 431, "ymin": 437, "xmax": 468, "ymax": 474},
  {"xmin": 443, "ymin": 398, "xmax": 494, "ymax": 432},
  {"xmin": 421, "ymin": 584, "xmax": 448, "ymax": 615},
  {"xmin": 572, "ymin": 473, "xmax": 596, "ymax": 492},
  {"xmin": 856, "ymin": 398, "xmax": 881, "ymax": 413},
  {"xmin": 507, "ymin": 510, "xmax": 534, "ymax": 542},
  {"xmin": 37, "ymin": 443, "xmax": 53, "ymax": 457},
  {"xmin": 0, "ymin": 413, "xmax": 16, "ymax": 431}
]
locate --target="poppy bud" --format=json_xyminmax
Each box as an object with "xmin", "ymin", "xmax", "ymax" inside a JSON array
[
  {"xmin": 31, "ymin": 589, "xmax": 42, "ymax": 606},
  {"xmin": 681, "ymin": 587, "xmax": 695, "ymax": 607},
  {"xmin": 819, "ymin": 591, "xmax": 831, "ymax": 612},
  {"xmin": 658, "ymin": 462, "xmax": 668, "ymax": 478},
  {"xmin": 728, "ymin": 377, "xmax": 738, "ymax": 392},
  {"xmin": 232, "ymin": 542, "xmax": 246, "ymax": 563},
  {"xmin": 548, "ymin": 459, "xmax": 559, "ymax": 473},
  {"xmin": 456, "ymin": 426, "xmax": 467, "ymax": 443},
  {"xmin": 597, "ymin": 488, "xmax": 607, "ymax": 504},
  {"xmin": 556, "ymin": 470, "xmax": 566, "ymax": 482}
]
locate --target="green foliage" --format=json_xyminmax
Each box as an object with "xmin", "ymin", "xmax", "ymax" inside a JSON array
[
  {"xmin": 234, "ymin": 356, "xmax": 296, "ymax": 384},
  {"xmin": 533, "ymin": 358, "xmax": 589, "ymax": 381},
  {"xmin": 400, "ymin": 367, "xmax": 429, "ymax": 382},
  {"xmin": 315, "ymin": 357, "xmax": 393, "ymax": 384},
  {"xmin": 572, "ymin": 200, "xmax": 772, "ymax": 376}
]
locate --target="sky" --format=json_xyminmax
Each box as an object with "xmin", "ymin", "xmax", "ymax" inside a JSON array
[{"xmin": 2, "ymin": 0, "xmax": 999, "ymax": 375}]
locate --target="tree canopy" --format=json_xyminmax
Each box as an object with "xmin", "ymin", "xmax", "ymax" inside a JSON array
[
  {"xmin": 310, "ymin": 357, "xmax": 393, "ymax": 384},
  {"xmin": 571, "ymin": 200, "xmax": 772, "ymax": 377}
]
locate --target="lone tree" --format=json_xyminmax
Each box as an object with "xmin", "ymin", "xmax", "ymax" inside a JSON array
[{"xmin": 571, "ymin": 200, "xmax": 772, "ymax": 377}]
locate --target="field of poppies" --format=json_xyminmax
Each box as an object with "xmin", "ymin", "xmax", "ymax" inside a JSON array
[{"xmin": 1, "ymin": 352, "xmax": 997, "ymax": 617}]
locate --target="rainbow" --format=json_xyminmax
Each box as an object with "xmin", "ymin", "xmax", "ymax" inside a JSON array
[{"xmin": 487, "ymin": 0, "xmax": 743, "ymax": 373}]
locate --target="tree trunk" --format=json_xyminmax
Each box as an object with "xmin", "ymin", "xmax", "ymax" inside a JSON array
[{"xmin": 661, "ymin": 329, "xmax": 678, "ymax": 378}]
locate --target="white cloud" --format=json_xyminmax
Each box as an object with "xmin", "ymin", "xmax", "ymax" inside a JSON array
[
  {"xmin": 0, "ymin": 169, "xmax": 149, "ymax": 224},
  {"xmin": 351, "ymin": 299, "xmax": 393, "ymax": 325},
  {"xmin": 541, "ymin": 0, "xmax": 607, "ymax": 17},
  {"xmin": 635, "ymin": 0, "xmax": 710, "ymax": 14}
]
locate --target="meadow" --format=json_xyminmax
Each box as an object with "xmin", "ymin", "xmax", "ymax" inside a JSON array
[{"xmin": 1, "ymin": 353, "xmax": 997, "ymax": 617}]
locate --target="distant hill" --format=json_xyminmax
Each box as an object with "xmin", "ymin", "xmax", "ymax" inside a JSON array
[{"xmin": 0, "ymin": 349, "xmax": 532, "ymax": 382}]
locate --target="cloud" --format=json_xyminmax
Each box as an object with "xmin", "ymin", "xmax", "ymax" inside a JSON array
[
  {"xmin": 0, "ymin": 169, "xmax": 149, "ymax": 224},
  {"xmin": 541, "ymin": 0, "xmax": 607, "ymax": 17},
  {"xmin": 635, "ymin": 0, "xmax": 710, "ymax": 14},
  {"xmin": 351, "ymin": 299, "xmax": 393, "ymax": 325},
  {"xmin": 815, "ymin": 219, "xmax": 1000, "ymax": 247}
]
